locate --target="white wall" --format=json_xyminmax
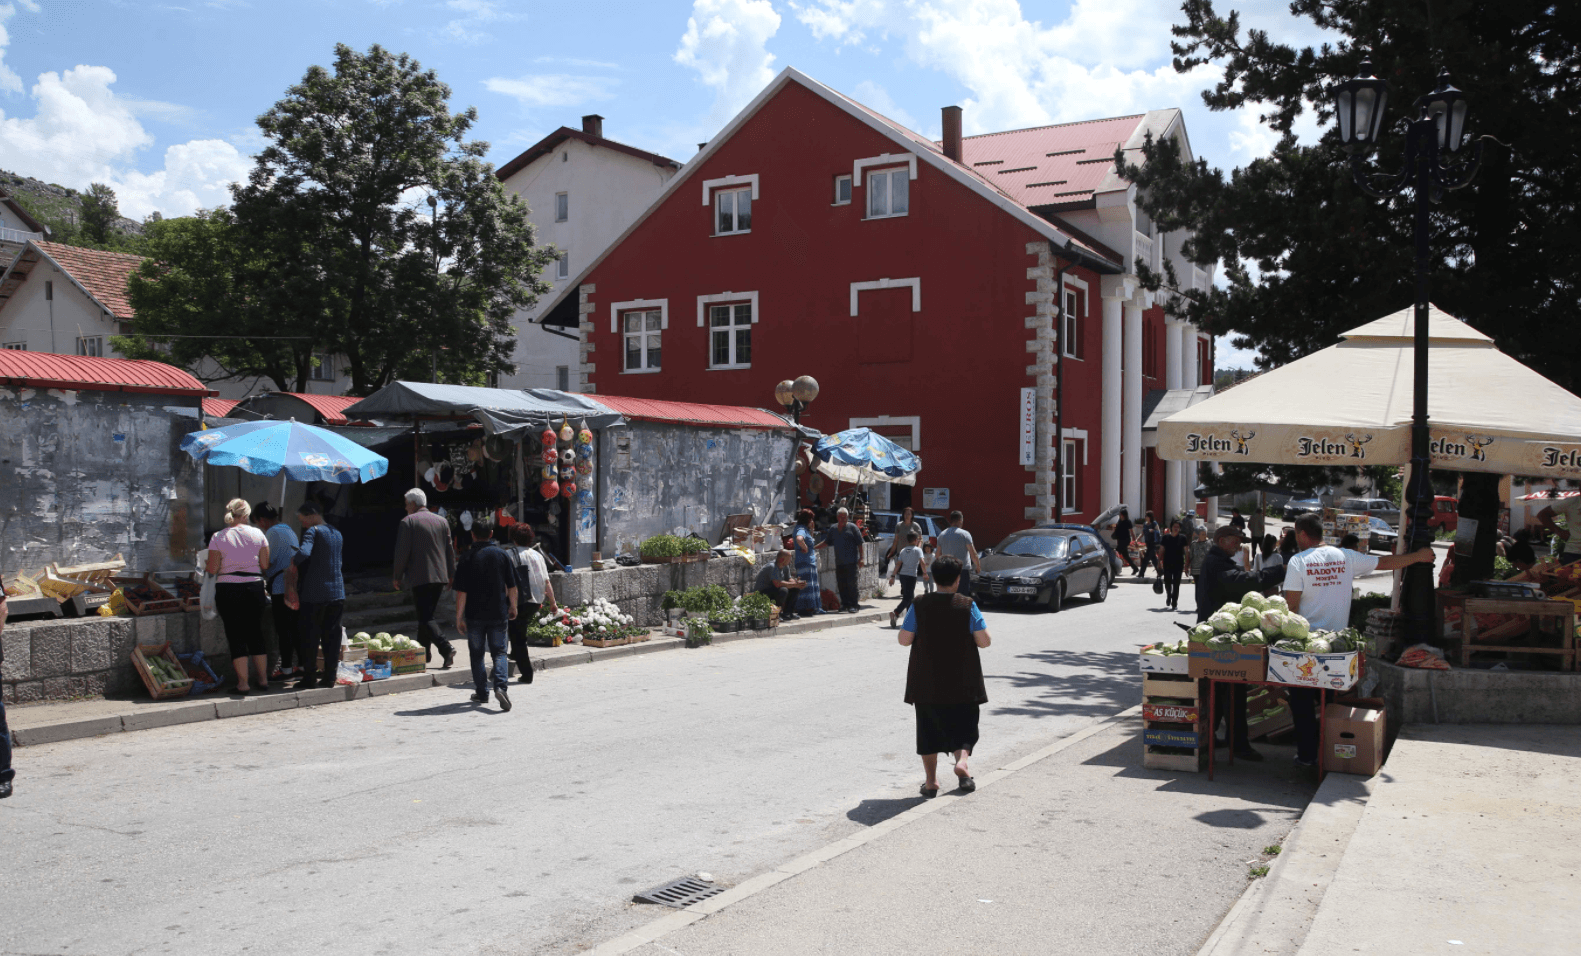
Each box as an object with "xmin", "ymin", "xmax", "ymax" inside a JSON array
[
  {"xmin": 497, "ymin": 134, "xmax": 678, "ymax": 390},
  {"xmin": 0, "ymin": 260, "xmax": 118, "ymax": 354}
]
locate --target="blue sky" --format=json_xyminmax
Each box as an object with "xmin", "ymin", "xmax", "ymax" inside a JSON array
[{"xmin": 0, "ymin": 0, "xmax": 1332, "ymax": 367}]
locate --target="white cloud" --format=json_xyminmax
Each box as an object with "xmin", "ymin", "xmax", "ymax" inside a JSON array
[
  {"xmin": 533, "ymin": 55, "xmax": 622, "ymax": 71},
  {"xmin": 0, "ymin": 65, "xmax": 249, "ymax": 219},
  {"xmin": 483, "ymin": 73, "xmax": 618, "ymax": 109},
  {"xmin": 443, "ymin": 0, "xmax": 515, "ymax": 45},
  {"xmin": 0, "ymin": 1, "xmax": 42, "ymax": 95},
  {"xmin": 1227, "ymin": 99, "xmax": 1325, "ymax": 159},
  {"xmin": 852, "ymin": 80, "xmax": 917, "ymax": 132},
  {"xmin": 790, "ymin": 0, "xmax": 889, "ymax": 45},
  {"xmin": 674, "ymin": 0, "xmax": 781, "ymax": 126}
]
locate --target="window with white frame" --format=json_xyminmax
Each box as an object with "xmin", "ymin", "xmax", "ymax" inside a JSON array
[
  {"xmin": 555, "ymin": 192, "xmax": 568, "ymax": 222},
  {"xmin": 310, "ymin": 352, "xmax": 335, "ymax": 381},
  {"xmin": 1062, "ymin": 286, "xmax": 1085, "ymax": 359},
  {"xmin": 3, "ymin": 341, "xmax": 25, "ymax": 350},
  {"xmin": 623, "ymin": 309, "xmax": 662, "ymax": 372},
  {"xmin": 708, "ymin": 302, "xmax": 752, "ymax": 369},
  {"xmin": 833, "ymin": 174, "xmax": 852, "ymax": 205},
  {"xmin": 866, "ymin": 167, "xmax": 909, "ymax": 219},
  {"xmin": 556, "ymin": 365, "xmax": 570, "ymax": 391},
  {"xmin": 556, "ymin": 252, "xmax": 569, "ymax": 279},
  {"xmin": 75, "ymin": 336, "xmax": 103, "ymax": 357},
  {"xmin": 715, "ymin": 187, "xmax": 752, "ymax": 235},
  {"xmin": 1062, "ymin": 439, "xmax": 1079, "ymax": 512}
]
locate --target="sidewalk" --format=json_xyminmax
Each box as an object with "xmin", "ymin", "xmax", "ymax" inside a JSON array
[{"xmin": 5, "ymin": 603, "xmax": 890, "ymax": 746}]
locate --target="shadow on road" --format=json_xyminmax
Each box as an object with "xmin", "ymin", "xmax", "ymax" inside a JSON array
[
  {"xmin": 846, "ymin": 796, "xmax": 928, "ymax": 826},
  {"xmin": 392, "ymin": 702, "xmax": 486, "ymax": 717},
  {"xmin": 986, "ymin": 648, "xmax": 1138, "ymax": 720}
]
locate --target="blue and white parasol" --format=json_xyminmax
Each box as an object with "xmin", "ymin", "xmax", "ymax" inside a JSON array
[
  {"xmin": 180, "ymin": 419, "xmax": 388, "ymax": 484},
  {"xmin": 811, "ymin": 428, "xmax": 922, "ymax": 486}
]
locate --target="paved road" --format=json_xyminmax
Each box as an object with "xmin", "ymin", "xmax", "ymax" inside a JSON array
[{"xmin": 1, "ymin": 582, "xmax": 1194, "ymax": 956}]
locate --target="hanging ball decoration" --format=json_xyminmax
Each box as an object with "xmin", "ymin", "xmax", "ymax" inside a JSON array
[
  {"xmin": 794, "ymin": 456, "xmax": 807, "ymax": 475},
  {"xmin": 541, "ymin": 428, "xmax": 557, "ymax": 448},
  {"xmin": 559, "ymin": 448, "xmax": 575, "ymax": 464},
  {"xmin": 559, "ymin": 417, "xmax": 574, "ymax": 443},
  {"xmin": 541, "ymin": 448, "xmax": 558, "ymax": 464},
  {"xmin": 540, "ymin": 479, "xmax": 560, "ymax": 499},
  {"xmin": 576, "ymin": 460, "xmax": 592, "ymax": 476},
  {"xmin": 561, "ymin": 481, "xmax": 577, "ymax": 498},
  {"xmin": 575, "ymin": 442, "xmax": 593, "ymax": 460}
]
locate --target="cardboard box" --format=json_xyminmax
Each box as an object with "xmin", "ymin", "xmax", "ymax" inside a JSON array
[
  {"xmin": 1267, "ymin": 647, "xmax": 1360, "ymax": 691},
  {"xmin": 1323, "ymin": 702, "xmax": 1386, "ymax": 776},
  {"xmin": 1138, "ymin": 646, "xmax": 1191, "ymax": 674},
  {"xmin": 1188, "ymin": 642, "xmax": 1268, "ymax": 682}
]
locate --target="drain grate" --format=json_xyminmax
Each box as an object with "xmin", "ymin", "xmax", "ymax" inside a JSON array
[{"xmin": 633, "ymin": 876, "xmax": 725, "ymax": 909}]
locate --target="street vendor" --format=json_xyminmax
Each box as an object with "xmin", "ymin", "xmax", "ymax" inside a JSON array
[
  {"xmin": 1195, "ymin": 524, "xmax": 1287, "ymax": 761},
  {"xmin": 1282, "ymin": 514, "xmax": 1434, "ymax": 768},
  {"xmin": 1535, "ymin": 497, "xmax": 1581, "ymax": 565},
  {"xmin": 755, "ymin": 549, "xmax": 806, "ymax": 621}
]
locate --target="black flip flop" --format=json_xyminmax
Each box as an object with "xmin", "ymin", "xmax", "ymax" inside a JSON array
[
  {"xmin": 919, "ymin": 784, "xmax": 940, "ymax": 799},
  {"xmin": 956, "ymin": 776, "xmax": 976, "ymax": 793}
]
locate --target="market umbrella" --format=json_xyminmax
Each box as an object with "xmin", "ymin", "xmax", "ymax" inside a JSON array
[
  {"xmin": 180, "ymin": 419, "xmax": 389, "ymax": 483},
  {"xmin": 1157, "ymin": 304, "xmax": 1581, "ymax": 479},
  {"xmin": 812, "ymin": 428, "xmax": 922, "ymax": 486}
]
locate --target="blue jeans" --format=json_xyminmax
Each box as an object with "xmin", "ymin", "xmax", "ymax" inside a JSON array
[
  {"xmin": 466, "ymin": 622, "xmax": 510, "ymax": 695},
  {"xmin": 0, "ymin": 695, "xmax": 13, "ymax": 786}
]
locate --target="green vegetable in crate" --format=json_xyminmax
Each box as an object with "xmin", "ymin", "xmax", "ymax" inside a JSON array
[
  {"xmin": 375, "ymin": 632, "xmax": 391, "ymax": 643},
  {"xmin": 1188, "ymin": 623, "xmax": 1216, "ymax": 642},
  {"xmin": 1280, "ymin": 614, "xmax": 1310, "ymax": 640},
  {"xmin": 1259, "ymin": 608, "xmax": 1286, "ymax": 632},
  {"xmin": 1273, "ymin": 638, "xmax": 1305, "ymax": 652},
  {"xmin": 1240, "ymin": 591, "xmax": 1268, "ymax": 613},
  {"xmin": 1208, "ymin": 610, "xmax": 1238, "ymax": 633},
  {"xmin": 353, "ymin": 631, "xmax": 371, "ymax": 642},
  {"xmin": 1238, "ymin": 628, "xmax": 1267, "ymax": 646},
  {"xmin": 1217, "ymin": 602, "xmax": 1242, "ymax": 618},
  {"xmin": 1207, "ymin": 633, "xmax": 1234, "ymax": 647},
  {"xmin": 1306, "ymin": 635, "xmax": 1332, "ymax": 654},
  {"xmin": 1235, "ymin": 605, "xmax": 1261, "ymax": 631},
  {"xmin": 1266, "ymin": 594, "xmax": 1289, "ymax": 612},
  {"xmin": 1142, "ymin": 645, "xmax": 1167, "ymax": 656}
]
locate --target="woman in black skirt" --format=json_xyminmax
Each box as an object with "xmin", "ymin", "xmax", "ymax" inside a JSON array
[{"xmin": 897, "ymin": 555, "xmax": 992, "ymax": 797}]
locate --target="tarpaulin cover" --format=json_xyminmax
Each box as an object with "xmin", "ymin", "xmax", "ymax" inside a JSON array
[
  {"xmin": 812, "ymin": 427, "xmax": 922, "ymax": 486},
  {"xmin": 339, "ymin": 382, "xmax": 624, "ymax": 438},
  {"xmin": 1157, "ymin": 304, "xmax": 1581, "ymax": 480}
]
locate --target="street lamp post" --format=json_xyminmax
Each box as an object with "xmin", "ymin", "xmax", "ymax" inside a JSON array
[
  {"xmin": 1331, "ymin": 60, "xmax": 1483, "ymax": 643},
  {"xmin": 777, "ymin": 376, "xmax": 819, "ymax": 507}
]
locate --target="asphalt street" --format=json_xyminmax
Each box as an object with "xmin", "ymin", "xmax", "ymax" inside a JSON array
[{"xmin": 1, "ymin": 581, "xmax": 1228, "ymax": 956}]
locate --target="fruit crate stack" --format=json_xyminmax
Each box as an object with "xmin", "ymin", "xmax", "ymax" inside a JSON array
[
  {"xmin": 1139, "ymin": 646, "xmax": 1207, "ymax": 772},
  {"xmin": 1366, "ymin": 608, "xmax": 1405, "ymax": 658}
]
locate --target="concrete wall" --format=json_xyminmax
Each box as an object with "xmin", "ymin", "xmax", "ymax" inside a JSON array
[
  {"xmin": 1, "ymin": 610, "xmax": 230, "ymax": 704},
  {"xmin": 0, "ymin": 256, "xmax": 118, "ymax": 354},
  {"xmin": 551, "ymin": 542, "xmax": 880, "ymax": 627},
  {"xmin": 1372, "ymin": 659, "xmax": 1581, "ymax": 724},
  {"xmin": 596, "ymin": 421, "xmax": 799, "ymax": 561},
  {"xmin": 0, "ymin": 388, "xmax": 204, "ymax": 575}
]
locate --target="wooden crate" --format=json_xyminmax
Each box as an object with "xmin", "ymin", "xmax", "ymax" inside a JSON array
[
  {"xmin": 131, "ymin": 642, "xmax": 195, "ymax": 700},
  {"xmin": 1142, "ymin": 673, "xmax": 1207, "ymax": 772},
  {"xmin": 1439, "ymin": 592, "xmax": 1576, "ymax": 670},
  {"xmin": 368, "ymin": 647, "xmax": 425, "ymax": 675},
  {"xmin": 114, "ymin": 574, "xmax": 185, "ymax": 616},
  {"xmin": 583, "ymin": 635, "xmax": 632, "ymax": 648}
]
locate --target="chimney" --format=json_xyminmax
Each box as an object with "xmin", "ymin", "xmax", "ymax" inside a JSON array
[
  {"xmin": 942, "ymin": 105, "xmax": 963, "ymax": 163},
  {"xmin": 698, "ymin": 142, "xmax": 708, "ymax": 153},
  {"xmin": 582, "ymin": 114, "xmax": 604, "ymax": 138}
]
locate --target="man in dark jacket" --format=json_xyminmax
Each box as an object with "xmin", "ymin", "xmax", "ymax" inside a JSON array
[
  {"xmin": 1113, "ymin": 509, "xmax": 1137, "ymax": 575},
  {"xmin": 1195, "ymin": 525, "xmax": 1286, "ymax": 761}
]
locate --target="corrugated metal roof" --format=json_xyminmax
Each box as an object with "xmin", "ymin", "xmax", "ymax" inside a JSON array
[
  {"xmin": 956, "ymin": 115, "xmax": 1147, "ymax": 208},
  {"xmin": 0, "ymin": 351, "xmax": 210, "ymax": 396},
  {"xmin": 277, "ymin": 392, "xmax": 362, "ymax": 425},
  {"xmin": 588, "ymin": 394, "xmax": 794, "ymax": 430},
  {"xmin": 202, "ymin": 397, "xmax": 239, "ymax": 417}
]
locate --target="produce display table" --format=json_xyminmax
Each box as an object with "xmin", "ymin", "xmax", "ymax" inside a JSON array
[
  {"xmin": 1437, "ymin": 591, "xmax": 1576, "ymax": 671},
  {"xmin": 1206, "ymin": 678, "xmax": 1329, "ymax": 783}
]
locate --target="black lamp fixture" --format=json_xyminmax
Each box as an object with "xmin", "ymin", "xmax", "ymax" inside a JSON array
[{"xmin": 1330, "ymin": 55, "xmax": 1490, "ymax": 647}]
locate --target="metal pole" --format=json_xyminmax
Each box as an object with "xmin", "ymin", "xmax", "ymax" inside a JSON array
[{"xmin": 1403, "ymin": 118, "xmax": 1438, "ymax": 643}]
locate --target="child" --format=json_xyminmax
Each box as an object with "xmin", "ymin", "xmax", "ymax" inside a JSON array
[
  {"xmin": 920, "ymin": 542, "xmax": 937, "ymax": 593},
  {"xmin": 888, "ymin": 531, "xmax": 930, "ymax": 627},
  {"xmin": 1188, "ymin": 527, "xmax": 1211, "ymax": 581}
]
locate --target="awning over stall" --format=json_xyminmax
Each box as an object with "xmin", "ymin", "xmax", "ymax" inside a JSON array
[{"xmin": 341, "ymin": 382, "xmax": 625, "ymax": 438}]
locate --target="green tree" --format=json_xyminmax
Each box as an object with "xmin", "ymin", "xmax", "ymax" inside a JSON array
[
  {"xmin": 1118, "ymin": 1, "xmax": 1581, "ymax": 394},
  {"xmin": 79, "ymin": 182, "xmax": 120, "ymax": 246},
  {"xmin": 225, "ymin": 43, "xmax": 555, "ymax": 394}
]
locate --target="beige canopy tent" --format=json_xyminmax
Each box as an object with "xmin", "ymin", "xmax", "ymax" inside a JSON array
[{"xmin": 1157, "ymin": 304, "xmax": 1581, "ymax": 480}]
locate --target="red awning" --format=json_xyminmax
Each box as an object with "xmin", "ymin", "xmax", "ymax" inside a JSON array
[
  {"xmin": 587, "ymin": 394, "xmax": 794, "ymax": 431},
  {"xmin": 0, "ymin": 351, "xmax": 211, "ymax": 397}
]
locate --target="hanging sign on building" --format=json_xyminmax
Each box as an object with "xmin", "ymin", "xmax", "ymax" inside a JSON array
[{"xmin": 1019, "ymin": 387, "xmax": 1037, "ymax": 466}]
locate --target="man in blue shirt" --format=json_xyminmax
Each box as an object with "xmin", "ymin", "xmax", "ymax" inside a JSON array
[
  {"xmin": 816, "ymin": 507, "xmax": 866, "ymax": 613},
  {"xmin": 453, "ymin": 519, "xmax": 518, "ymax": 711},
  {"xmin": 285, "ymin": 502, "xmax": 346, "ymax": 690}
]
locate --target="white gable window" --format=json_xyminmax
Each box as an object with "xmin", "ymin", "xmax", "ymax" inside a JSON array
[
  {"xmin": 555, "ymin": 192, "xmax": 568, "ymax": 222},
  {"xmin": 833, "ymin": 174, "xmax": 852, "ymax": 205},
  {"xmin": 556, "ymin": 252, "xmax": 570, "ymax": 279},
  {"xmin": 708, "ymin": 302, "xmax": 753, "ymax": 369},
  {"xmin": 715, "ymin": 187, "xmax": 752, "ymax": 235},
  {"xmin": 623, "ymin": 308, "xmax": 663, "ymax": 372},
  {"xmin": 76, "ymin": 336, "xmax": 104, "ymax": 358},
  {"xmin": 867, "ymin": 167, "xmax": 910, "ymax": 219}
]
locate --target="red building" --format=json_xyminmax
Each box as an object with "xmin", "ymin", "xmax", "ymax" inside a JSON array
[{"xmin": 535, "ymin": 68, "xmax": 1214, "ymax": 546}]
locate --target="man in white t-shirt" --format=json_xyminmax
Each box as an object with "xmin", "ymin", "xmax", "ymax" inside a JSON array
[
  {"xmin": 1280, "ymin": 514, "xmax": 1433, "ymax": 767},
  {"xmin": 1537, "ymin": 496, "xmax": 1581, "ymax": 565}
]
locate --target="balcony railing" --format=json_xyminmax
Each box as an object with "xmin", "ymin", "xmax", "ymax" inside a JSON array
[
  {"xmin": 1192, "ymin": 266, "xmax": 1210, "ymax": 292},
  {"xmin": 1133, "ymin": 231, "xmax": 1155, "ymax": 273},
  {"xmin": 0, "ymin": 227, "xmax": 43, "ymax": 245}
]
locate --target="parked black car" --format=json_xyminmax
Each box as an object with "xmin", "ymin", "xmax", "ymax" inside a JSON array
[
  {"xmin": 1035, "ymin": 502, "xmax": 1129, "ymax": 581},
  {"xmin": 974, "ymin": 528, "xmax": 1113, "ymax": 612},
  {"xmin": 1281, "ymin": 497, "xmax": 1324, "ymax": 521}
]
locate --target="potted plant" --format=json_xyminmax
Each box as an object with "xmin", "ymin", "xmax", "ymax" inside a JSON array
[
  {"xmin": 640, "ymin": 534, "xmax": 684, "ymax": 563},
  {"xmin": 684, "ymin": 618, "xmax": 713, "ymax": 647},
  {"xmin": 710, "ymin": 605, "xmax": 742, "ymax": 633},
  {"xmin": 679, "ymin": 535, "xmax": 711, "ymax": 561},
  {"xmin": 661, "ymin": 589, "xmax": 686, "ymax": 628},
  {"xmin": 740, "ymin": 591, "xmax": 775, "ymax": 630}
]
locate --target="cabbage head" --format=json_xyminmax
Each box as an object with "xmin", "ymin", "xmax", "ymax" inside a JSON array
[
  {"xmin": 1209, "ymin": 611, "xmax": 1239, "ymax": 633},
  {"xmin": 1266, "ymin": 595, "xmax": 1289, "ymax": 612},
  {"xmin": 375, "ymin": 632, "xmax": 392, "ymax": 643},
  {"xmin": 1238, "ymin": 628, "xmax": 1267, "ymax": 646},
  {"xmin": 1235, "ymin": 605, "xmax": 1262, "ymax": 631},
  {"xmin": 1217, "ymin": 602, "xmax": 1243, "ymax": 618},
  {"xmin": 1273, "ymin": 639, "xmax": 1305, "ymax": 652},
  {"xmin": 1259, "ymin": 608, "xmax": 1286, "ymax": 633},
  {"xmin": 1280, "ymin": 614, "xmax": 1310, "ymax": 640},
  {"xmin": 1207, "ymin": 633, "xmax": 1235, "ymax": 647},
  {"xmin": 1307, "ymin": 636, "xmax": 1332, "ymax": 654},
  {"xmin": 1188, "ymin": 623, "xmax": 1216, "ymax": 642},
  {"xmin": 1240, "ymin": 591, "xmax": 1268, "ymax": 612},
  {"xmin": 353, "ymin": 631, "xmax": 371, "ymax": 642}
]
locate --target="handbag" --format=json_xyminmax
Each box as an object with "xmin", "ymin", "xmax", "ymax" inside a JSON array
[
  {"xmin": 199, "ymin": 572, "xmax": 218, "ymax": 620},
  {"xmin": 1152, "ymin": 578, "xmax": 1164, "ymax": 595}
]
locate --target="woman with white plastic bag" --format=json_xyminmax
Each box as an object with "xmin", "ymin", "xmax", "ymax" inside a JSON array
[{"xmin": 205, "ymin": 499, "xmax": 271, "ymax": 694}]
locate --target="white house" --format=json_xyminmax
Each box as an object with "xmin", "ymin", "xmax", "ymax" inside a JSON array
[
  {"xmin": 493, "ymin": 115, "xmax": 681, "ymax": 390},
  {"xmin": 0, "ymin": 240, "xmax": 137, "ymax": 358},
  {"xmin": 0, "ymin": 191, "xmax": 50, "ymax": 259}
]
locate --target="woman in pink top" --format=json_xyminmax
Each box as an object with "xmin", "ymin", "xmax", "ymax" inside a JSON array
[{"xmin": 206, "ymin": 499, "xmax": 271, "ymax": 694}]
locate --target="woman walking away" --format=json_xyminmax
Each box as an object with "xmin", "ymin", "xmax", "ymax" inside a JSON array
[
  {"xmin": 255, "ymin": 503, "xmax": 300, "ymax": 683},
  {"xmin": 897, "ymin": 556, "xmax": 991, "ymax": 798},
  {"xmin": 1159, "ymin": 520, "xmax": 1189, "ymax": 610},
  {"xmin": 792, "ymin": 509, "xmax": 824, "ymax": 616},
  {"xmin": 207, "ymin": 499, "xmax": 271, "ymax": 694}
]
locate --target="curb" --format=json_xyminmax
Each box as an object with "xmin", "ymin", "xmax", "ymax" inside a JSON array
[
  {"xmin": 588, "ymin": 705, "xmax": 1143, "ymax": 956},
  {"xmin": 8, "ymin": 606, "xmax": 891, "ymax": 749},
  {"xmin": 1195, "ymin": 771, "xmax": 1377, "ymax": 956}
]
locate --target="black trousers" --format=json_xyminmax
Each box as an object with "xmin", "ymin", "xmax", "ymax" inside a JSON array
[
  {"xmin": 1214, "ymin": 683, "xmax": 1252, "ymax": 751},
  {"xmin": 1287, "ymin": 687, "xmax": 1323, "ymax": 764},
  {"xmin": 298, "ymin": 600, "xmax": 345, "ymax": 686},
  {"xmin": 509, "ymin": 601, "xmax": 541, "ymax": 682},
  {"xmin": 759, "ymin": 586, "xmax": 796, "ymax": 615},
  {"xmin": 1115, "ymin": 539, "xmax": 1137, "ymax": 573},
  {"xmin": 835, "ymin": 563, "xmax": 860, "ymax": 609},
  {"xmin": 411, "ymin": 583, "xmax": 455, "ymax": 661},
  {"xmin": 1162, "ymin": 567, "xmax": 1183, "ymax": 606},
  {"xmin": 893, "ymin": 574, "xmax": 918, "ymax": 617},
  {"xmin": 271, "ymin": 599, "xmax": 300, "ymax": 670}
]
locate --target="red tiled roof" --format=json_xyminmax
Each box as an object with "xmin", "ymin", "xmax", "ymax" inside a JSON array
[
  {"xmin": 278, "ymin": 392, "xmax": 362, "ymax": 425},
  {"xmin": 0, "ymin": 351, "xmax": 210, "ymax": 396},
  {"xmin": 955, "ymin": 115, "xmax": 1148, "ymax": 209},
  {"xmin": 34, "ymin": 240, "xmax": 145, "ymax": 319},
  {"xmin": 497, "ymin": 128, "xmax": 681, "ymax": 182},
  {"xmin": 587, "ymin": 394, "xmax": 794, "ymax": 431},
  {"xmin": 202, "ymin": 397, "xmax": 239, "ymax": 417}
]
